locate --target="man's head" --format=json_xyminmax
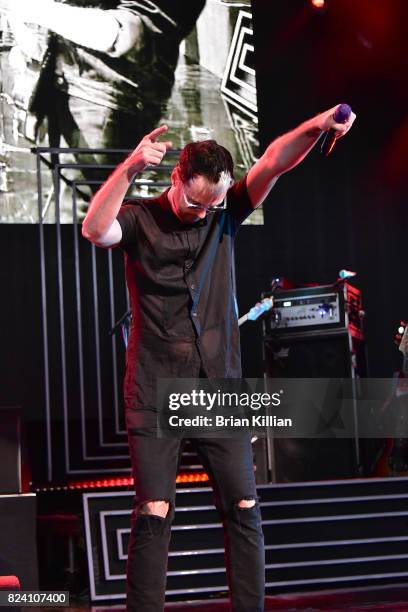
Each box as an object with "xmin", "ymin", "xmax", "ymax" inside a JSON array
[{"xmin": 169, "ymin": 140, "xmax": 234, "ymax": 222}]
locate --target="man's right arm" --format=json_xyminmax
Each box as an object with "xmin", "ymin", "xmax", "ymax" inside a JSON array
[{"xmin": 82, "ymin": 125, "xmax": 172, "ymax": 249}]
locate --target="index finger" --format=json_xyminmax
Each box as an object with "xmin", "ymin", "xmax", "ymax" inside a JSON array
[{"xmin": 147, "ymin": 124, "xmax": 169, "ymax": 142}]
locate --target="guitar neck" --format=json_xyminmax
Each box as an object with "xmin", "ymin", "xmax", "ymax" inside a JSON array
[{"xmin": 238, "ymin": 314, "xmax": 248, "ymax": 327}]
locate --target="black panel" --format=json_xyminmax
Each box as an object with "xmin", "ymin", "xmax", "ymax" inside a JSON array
[
  {"xmin": 0, "ymin": 407, "xmax": 21, "ymax": 493},
  {"xmin": 0, "ymin": 495, "xmax": 38, "ymax": 590}
]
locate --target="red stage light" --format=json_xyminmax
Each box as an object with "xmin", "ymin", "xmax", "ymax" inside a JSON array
[
  {"xmin": 63, "ymin": 472, "xmax": 209, "ymax": 491},
  {"xmin": 176, "ymin": 473, "xmax": 209, "ymax": 484},
  {"xmin": 311, "ymin": 0, "xmax": 325, "ymax": 8}
]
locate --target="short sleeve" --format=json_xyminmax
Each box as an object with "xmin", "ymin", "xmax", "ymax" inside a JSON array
[
  {"xmin": 226, "ymin": 174, "xmax": 255, "ymax": 228},
  {"xmin": 116, "ymin": 202, "xmax": 139, "ymax": 251}
]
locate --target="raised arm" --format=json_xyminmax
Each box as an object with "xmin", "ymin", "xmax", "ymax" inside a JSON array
[
  {"xmin": 5, "ymin": 0, "xmax": 143, "ymax": 55},
  {"xmin": 246, "ymin": 104, "xmax": 356, "ymax": 208},
  {"xmin": 82, "ymin": 125, "xmax": 172, "ymax": 248}
]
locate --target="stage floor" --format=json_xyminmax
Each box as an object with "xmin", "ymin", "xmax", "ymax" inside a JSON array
[{"xmin": 30, "ymin": 584, "xmax": 408, "ymax": 611}]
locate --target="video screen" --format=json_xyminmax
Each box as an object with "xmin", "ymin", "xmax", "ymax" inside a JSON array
[{"xmin": 0, "ymin": 0, "xmax": 261, "ymax": 223}]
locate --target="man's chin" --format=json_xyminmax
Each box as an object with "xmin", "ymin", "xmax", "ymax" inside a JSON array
[{"xmin": 181, "ymin": 212, "xmax": 202, "ymax": 224}]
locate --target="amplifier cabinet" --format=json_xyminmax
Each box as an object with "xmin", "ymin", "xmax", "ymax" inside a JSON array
[
  {"xmin": 263, "ymin": 282, "xmax": 364, "ymax": 341},
  {"xmin": 258, "ymin": 283, "xmax": 377, "ymax": 483}
]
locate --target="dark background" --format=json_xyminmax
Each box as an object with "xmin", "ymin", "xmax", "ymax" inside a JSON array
[
  {"xmin": 1, "ymin": 0, "xmax": 408, "ymax": 482},
  {"xmin": 238, "ymin": 0, "xmax": 408, "ymax": 379}
]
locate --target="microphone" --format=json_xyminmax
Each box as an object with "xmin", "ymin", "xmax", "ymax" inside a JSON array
[{"xmin": 320, "ymin": 103, "xmax": 352, "ymax": 157}]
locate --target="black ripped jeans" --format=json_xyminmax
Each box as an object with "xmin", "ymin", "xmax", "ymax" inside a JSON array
[{"xmin": 126, "ymin": 423, "xmax": 265, "ymax": 611}]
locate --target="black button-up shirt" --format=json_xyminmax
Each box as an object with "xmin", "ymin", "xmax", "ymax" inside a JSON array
[{"xmin": 117, "ymin": 176, "xmax": 253, "ymax": 410}]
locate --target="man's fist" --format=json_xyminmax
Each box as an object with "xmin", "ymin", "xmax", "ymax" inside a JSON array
[
  {"xmin": 125, "ymin": 125, "xmax": 172, "ymax": 176},
  {"xmin": 320, "ymin": 104, "xmax": 356, "ymax": 138}
]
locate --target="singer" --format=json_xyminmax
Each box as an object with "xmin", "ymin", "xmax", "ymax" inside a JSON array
[{"xmin": 82, "ymin": 104, "xmax": 355, "ymax": 612}]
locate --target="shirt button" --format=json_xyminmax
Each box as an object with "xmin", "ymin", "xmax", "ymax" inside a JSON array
[
  {"xmin": 192, "ymin": 312, "xmax": 198, "ymax": 318},
  {"xmin": 190, "ymin": 284, "xmax": 196, "ymax": 290}
]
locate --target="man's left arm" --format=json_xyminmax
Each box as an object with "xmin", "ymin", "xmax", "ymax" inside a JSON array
[{"xmin": 246, "ymin": 104, "xmax": 356, "ymax": 209}]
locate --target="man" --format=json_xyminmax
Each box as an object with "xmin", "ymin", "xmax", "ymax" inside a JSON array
[{"xmin": 82, "ymin": 105, "xmax": 355, "ymax": 611}]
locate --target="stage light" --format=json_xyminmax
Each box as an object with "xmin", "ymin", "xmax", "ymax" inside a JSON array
[
  {"xmin": 311, "ymin": 0, "xmax": 325, "ymax": 8},
  {"xmin": 60, "ymin": 472, "xmax": 209, "ymax": 491}
]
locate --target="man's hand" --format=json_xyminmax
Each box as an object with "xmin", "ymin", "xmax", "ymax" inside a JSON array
[
  {"xmin": 319, "ymin": 104, "xmax": 357, "ymax": 139},
  {"xmin": 124, "ymin": 125, "xmax": 173, "ymax": 177},
  {"xmin": 82, "ymin": 125, "xmax": 172, "ymax": 248},
  {"xmin": 246, "ymin": 103, "xmax": 357, "ymax": 210}
]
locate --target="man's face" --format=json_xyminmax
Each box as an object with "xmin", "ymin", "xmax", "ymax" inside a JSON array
[{"xmin": 173, "ymin": 172, "xmax": 231, "ymax": 223}]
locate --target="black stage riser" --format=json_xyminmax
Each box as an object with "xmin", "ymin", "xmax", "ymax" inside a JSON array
[{"xmin": 81, "ymin": 477, "xmax": 408, "ymax": 602}]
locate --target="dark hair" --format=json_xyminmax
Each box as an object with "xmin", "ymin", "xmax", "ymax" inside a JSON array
[{"xmin": 178, "ymin": 140, "xmax": 234, "ymax": 184}]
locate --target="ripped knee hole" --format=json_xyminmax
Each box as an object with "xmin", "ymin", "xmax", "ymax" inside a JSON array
[
  {"xmin": 236, "ymin": 498, "xmax": 256, "ymax": 509},
  {"xmin": 139, "ymin": 500, "xmax": 169, "ymax": 517}
]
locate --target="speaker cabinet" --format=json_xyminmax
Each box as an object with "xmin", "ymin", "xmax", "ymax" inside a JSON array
[
  {"xmin": 261, "ymin": 330, "xmax": 372, "ymax": 483},
  {"xmin": 264, "ymin": 331, "xmax": 367, "ymax": 379}
]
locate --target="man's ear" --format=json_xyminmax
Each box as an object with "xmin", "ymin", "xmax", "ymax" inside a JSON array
[{"xmin": 171, "ymin": 164, "xmax": 179, "ymax": 186}]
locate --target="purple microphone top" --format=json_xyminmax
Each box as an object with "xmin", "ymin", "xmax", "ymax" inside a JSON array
[{"xmin": 333, "ymin": 103, "xmax": 352, "ymax": 123}]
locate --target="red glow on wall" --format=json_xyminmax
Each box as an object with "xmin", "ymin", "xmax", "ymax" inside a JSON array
[{"xmin": 378, "ymin": 115, "xmax": 408, "ymax": 189}]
